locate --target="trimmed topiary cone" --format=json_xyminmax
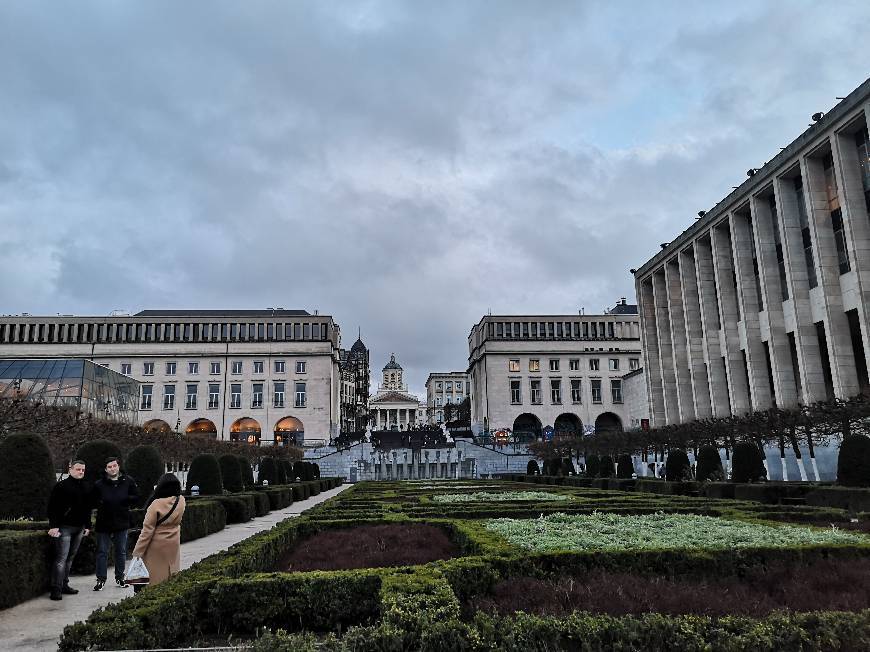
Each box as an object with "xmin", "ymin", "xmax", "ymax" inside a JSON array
[
  {"xmin": 275, "ymin": 458, "xmax": 288, "ymax": 485},
  {"xmin": 526, "ymin": 459, "xmax": 540, "ymax": 475},
  {"xmin": 301, "ymin": 461, "xmax": 315, "ymax": 481},
  {"xmin": 75, "ymin": 439, "xmax": 124, "ymax": 484},
  {"xmin": 313, "ymin": 463, "xmax": 321, "ymax": 479},
  {"xmin": 126, "ymin": 445, "xmax": 164, "ymax": 503},
  {"xmin": 292, "ymin": 461, "xmax": 304, "ymax": 482},
  {"xmin": 237, "ymin": 456, "xmax": 255, "ymax": 489},
  {"xmin": 258, "ymin": 457, "xmax": 278, "ymax": 485},
  {"xmin": 731, "ymin": 442, "xmax": 767, "ymax": 483},
  {"xmin": 616, "ymin": 454, "xmax": 634, "ymax": 478},
  {"xmin": 585, "ymin": 454, "xmax": 600, "ymax": 478},
  {"xmin": 280, "ymin": 459, "xmax": 293, "ymax": 484},
  {"xmin": 598, "ymin": 455, "xmax": 615, "ymax": 478},
  {"xmin": 186, "ymin": 454, "xmax": 223, "ymax": 495},
  {"xmin": 219, "ymin": 454, "xmax": 244, "ymax": 493},
  {"xmin": 0, "ymin": 432, "xmax": 55, "ymax": 519},
  {"xmin": 665, "ymin": 449, "xmax": 692, "ymax": 481},
  {"xmin": 838, "ymin": 435, "xmax": 870, "ymax": 487},
  {"xmin": 560, "ymin": 458, "xmax": 575, "ymax": 476},
  {"xmin": 696, "ymin": 445, "xmax": 725, "ymax": 482}
]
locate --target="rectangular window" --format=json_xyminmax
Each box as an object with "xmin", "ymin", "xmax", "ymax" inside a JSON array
[
  {"xmin": 185, "ymin": 384, "xmax": 197, "ymax": 409},
  {"xmin": 303, "ymin": 323, "xmax": 310, "ymax": 339},
  {"xmin": 143, "ymin": 362, "xmax": 154, "ymax": 376},
  {"xmin": 274, "ymin": 360, "xmax": 285, "ymax": 373},
  {"xmin": 163, "ymin": 385, "xmax": 175, "ymax": 410},
  {"xmin": 591, "ymin": 379, "xmax": 602, "ymax": 403},
  {"xmin": 208, "ymin": 384, "xmax": 220, "ymax": 409},
  {"xmin": 611, "ymin": 379, "xmax": 623, "ymax": 404},
  {"xmin": 569, "ymin": 359, "xmax": 580, "ymax": 371},
  {"xmin": 508, "ymin": 359, "xmax": 520, "ymax": 372},
  {"xmin": 549, "ymin": 359, "xmax": 560, "ymax": 372},
  {"xmin": 435, "ymin": 397, "xmax": 443, "ymax": 407},
  {"xmin": 267, "ymin": 323, "xmax": 274, "ymax": 340},
  {"xmin": 607, "ymin": 322, "xmax": 615, "ymax": 338},
  {"xmin": 530, "ymin": 379, "xmax": 542, "ymax": 404},
  {"xmin": 258, "ymin": 323, "xmax": 265, "ymax": 340},
  {"xmin": 253, "ymin": 360, "xmax": 264, "ymax": 375},
  {"xmin": 166, "ymin": 362, "xmax": 177, "ymax": 376},
  {"xmin": 436, "ymin": 381, "xmax": 443, "ymax": 390},
  {"xmin": 188, "ymin": 361, "xmax": 199, "ymax": 375},
  {"xmin": 295, "ymin": 382, "xmax": 307, "ymax": 407},
  {"xmin": 510, "ymin": 379, "xmax": 521, "ymax": 404},
  {"xmin": 231, "ymin": 360, "xmax": 242, "ymax": 375},
  {"xmin": 589, "ymin": 358, "xmax": 600, "ymax": 371},
  {"xmin": 120, "ymin": 363, "xmax": 132, "ymax": 376},
  {"xmin": 571, "ymin": 379, "xmax": 582, "ymax": 403},
  {"xmin": 252, "ymin": 383, "xmax": 263, "ymax": 408},
  {"xmin": 274, "ymin": 382, "xmax": 285, "ymax": 408},
  {"xmin": 529, "ymin": 359, "xmax": 540, "ymax": 372},
  {"xmin": 210, "ymin": 361, "xmax": 221, "ymax": 375},
  {"xmin": 767, "ymin": 196, "xmax": 788, "ymax": 301},
  {"xmin": 795, "ymin": 178, "xmax": 818, "ymax": 288},
  {"xmin": 609, "ymin": 358, "xmax": 619, "ymax": 371},
  {"xmin": 230, "ymin": 384, "xmax": 242, "ymax": 409},
  {"xmin": 550, "ymin": 379, "xmax": 562, "ymax": 404},
  {"xmin": 832, "ymin": 208, "xmax": 851, "ymax": 274},
  {"xmin": 140, "ymin": 385, "xmax": 153, "ymax": 410},
  {"xmin": 296, "ymin": 360, "xmax": 307, "ymax": 374},
  {"xmin": 629, "ymin": 358, "xmax": 640, "ymax": 371},
  {"xmin": 446, "ymin": 381, "xmax": 453, "ymax": 391}
]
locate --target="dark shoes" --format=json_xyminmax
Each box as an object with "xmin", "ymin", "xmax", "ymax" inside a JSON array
[
  {"xmin": 93, "ymin": 580, "xmax": 105, "ymax": 591},
  {"xmin": 49, "ymin": 591, "xmax": 62, "ymax": 601},
  {"xmin": 61, "ymin": 585, "xmax": 78, "ymax": 595},
  {"xmin": 115, "ymin": 578, "xmax": 128, "ymax": 588}
]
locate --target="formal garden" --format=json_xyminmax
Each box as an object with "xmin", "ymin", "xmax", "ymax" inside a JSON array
[{"xmin": 42, "ymin": 468, "xmax": 870, "ymax": 651}]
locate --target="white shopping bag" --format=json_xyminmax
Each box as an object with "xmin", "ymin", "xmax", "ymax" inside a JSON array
[{"xmin": 124, "ymin": 556, "xmax": 150, "ymax": 585}]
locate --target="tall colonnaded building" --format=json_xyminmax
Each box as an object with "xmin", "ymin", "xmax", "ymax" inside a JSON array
[
  {"xmin": 633, "ymin": 78, "xmax": 870, "ymax": 445},
  {"xmin": 0, "ymin": 309, "xmax": 344, "ymax": 445}
]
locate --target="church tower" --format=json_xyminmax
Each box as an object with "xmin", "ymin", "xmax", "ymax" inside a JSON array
[{"xmin": 381, "ymin": 353, "xmax": 406, "ymax": 391}]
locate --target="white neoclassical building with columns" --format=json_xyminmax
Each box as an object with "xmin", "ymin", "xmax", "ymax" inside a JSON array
[{"xmin": 368, "ymin": 354, "xmax": 426, "ymax": 429}]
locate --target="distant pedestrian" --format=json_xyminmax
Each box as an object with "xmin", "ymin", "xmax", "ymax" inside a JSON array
[
  {"xmin": 46, "ymin": 460, "xmax": 94, "ymax": 601},
  {"xmin": 131, "ymin": 473, "xmax": 186, "ymax": 590},
  {"xmin": 93, "ymin": 457, "xmax": 139, "ymax": 591}
]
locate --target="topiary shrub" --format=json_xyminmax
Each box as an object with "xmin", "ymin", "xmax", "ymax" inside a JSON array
[
  {"xmin": 696, "ymin": 445, "xmax": 725, "ymax": 482},
  {"xmin": 275, "ymin": 459, "xmax": 288, "ymax": 485},
  {"xmin": 560, "ymin": 458, "xmax": 576, "ymax": 476},
  {"xmin": 598, "ymin": 455, "xmax": 614, "ymax": 478},
  {"xmin": 585, "ymin": 455, "xmax": 600, "ymax": 478},
  {"xmin": 75, "ymin": 439, "xmax": 123, "ymax": 483},
  {"xmin": 0, "ymin": 432, "xmax": 55, "ymax": 519},
  {"xmin": 616, "ymin": 454, "xmax": 634, "ymax": 479},
  {"xmin": 665, "ymin": 449, "xmax": 692, "ymax": 481},
  {"xmin": 219, "ymin": 454, "xmax": 244, "ymax": 493},
  {"xmin": 301, "ymin": 461, "xmax": 315, "ymax": 481},
  {"xmin": 731, "ymin": 442, "xmax": 767, "ymax": 483},
  {"xmin": 238, "ymin": 456, "xmax": 255, "ymax": 489},
  {"xmin": 186, "ymin": 454, "xmax": 223, "ymax": 495},
  {"xmin": 280, "ymin": 460, "xmax": 293, "ymax": 484},
  {"xmin": 837, "ymin": 435, "xmax": 870, "ymax": 487},
  {"xmin": 258, "ymin": 457, "xmax": 278, "ymax": 485},
  {"xmin": 291, "ymin": 461, "xmax": 304, "ymax": 482},
  {"xmin": 126, "ymin": 445, "xmax": 163, "ymax": 504},
  {"xmin": 313, "ymin": 463, "xmax": 321, "ymax": 479},
  {"xmin": 526, "ymin": 460, "xmax": 540, "ymax": 475}
]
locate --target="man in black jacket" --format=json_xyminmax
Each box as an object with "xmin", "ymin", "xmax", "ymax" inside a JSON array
[
  {"xmin": 93, "ymin": 457, "xmax": 139, "ymax": 591},
  {"xmin": 47, "ymin": 460, "xmax": 93, "ymax": 600}
]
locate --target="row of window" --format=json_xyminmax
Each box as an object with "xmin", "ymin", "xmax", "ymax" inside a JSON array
[
  {"xmin": 486, "ymin": 320, "xmax": 638, "ymax": 340},
  {"xmin": 111, "ymin": 360, "xmax": 307, "ymax": 377},
  {"xmin": 433, "ymin": 380, "xmax": 469, "ymax": 392},
  {"xmin": 509, "ymin": 378, "xmax": 622, "ymax": 405},
  {"xmin": 509, "ymin": 357, "xmax": 639, "ymax": 372},
  {"xmin": 139, "ymin": 381, "xmax": 307, "ymax": 411},
  {"xmin": 0, "ymin": 320, "xmax": 331, "ymax": 345}
]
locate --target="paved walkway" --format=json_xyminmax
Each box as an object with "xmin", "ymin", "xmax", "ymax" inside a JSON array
[{"xmin": 0, "ymin": 483, "xmax": 352, "ymax": 652}]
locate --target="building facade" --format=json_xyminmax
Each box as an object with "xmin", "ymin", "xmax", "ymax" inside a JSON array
[
  {"xmin": 0, "ymin": 310, "xmax": 343, "ymax": 444},
  {"xmin": 425, "ymin": 371, "xmax": 470, "ymax": 423},
  {"xmin": 339, "ymin": 334, "xmax": 371, "ymax": 433},
  {"xmin": 634, "ymin": 77, "xmax": 870, "ymax": 427},
  {"xmin": 368, "ymin": 354, "xmax": 426, "ymax": 429},
  {"xmin": 467, "ymin": 301, "xmax": 644, "ymax": 438}
]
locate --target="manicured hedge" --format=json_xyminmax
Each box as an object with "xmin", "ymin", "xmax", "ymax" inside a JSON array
[
  {"xmin": 0, "ymin": 530, "xmax": 53, "ymax": 609},
  {"xmin": 242, "ymin": 491, "xmax": 271, "ymax": 517},
  {"xmin": 0, "ymin": 432, "xmax": 55, "ymax": 519},
  {"xmin": 806, "ymin": 486, "xmax": 870, "ymax": 513},
  {"xmin": 206, "ymin": 495, "xmax": 253, "ymax": 524}
]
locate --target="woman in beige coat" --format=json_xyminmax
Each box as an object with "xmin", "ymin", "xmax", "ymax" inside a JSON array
[{"xmin": 132, "ymin": 473, "xmax": 185, "ymax": 587}]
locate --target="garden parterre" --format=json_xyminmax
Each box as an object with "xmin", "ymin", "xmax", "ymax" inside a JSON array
[{"xmin": 60, "ymin": 479, "xmax": 870, "ymax": 651}]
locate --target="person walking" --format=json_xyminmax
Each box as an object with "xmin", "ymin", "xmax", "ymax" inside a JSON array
[
  {"xmin": 46, "ymin": 460, "xmax": 94, "ymax": 601},
  {"xmin": 131, "ymin": 473, "xmax": 185, "ymax": 590},
  {"xmin": 93, "ymin": 457, "xmax": 139, "ymax": 591}
]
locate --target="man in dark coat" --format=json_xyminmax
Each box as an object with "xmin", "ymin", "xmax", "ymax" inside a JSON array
[
  {"xmin": 47, "ymin": 460, "xmax": 93, "ymax": 600},
  {"xmin": 93, "ymin": 457, "xmax": 139, "ymax": 591}
]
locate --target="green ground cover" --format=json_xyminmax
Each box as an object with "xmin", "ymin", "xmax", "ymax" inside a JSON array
[{"xmin": 59, "ymin": 478, "xmax": 870, "ymax": 651}]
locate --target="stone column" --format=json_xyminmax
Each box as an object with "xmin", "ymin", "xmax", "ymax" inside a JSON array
[
  {"xmin": 679, "ymin": 247, "xmax": 712, "ymax": 417},
  {"xmin": 665, "ymin": 258, "xmax": 695, "ymax": 421},
  {"xmin": 638, "ymin": 276, "xmax": 666, "ymax": 425},
  {"xmin": 652, "ymin": 269, "xmax": 680, "ymax": 422}
]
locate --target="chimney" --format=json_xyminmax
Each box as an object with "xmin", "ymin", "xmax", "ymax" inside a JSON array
[{"xmin": 621, "ymin": 297, "xmax": 627, "ymax": 305}]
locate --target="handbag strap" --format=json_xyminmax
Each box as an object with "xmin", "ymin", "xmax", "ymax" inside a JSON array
[{"xmin": 155, "ymin": 496, "xmax": 180, "ymax": 527}]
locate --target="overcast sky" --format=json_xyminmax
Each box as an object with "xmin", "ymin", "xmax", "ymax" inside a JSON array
[{"xmin": 1, "ymin": 2, "xmax": 868, "ymax": 397}]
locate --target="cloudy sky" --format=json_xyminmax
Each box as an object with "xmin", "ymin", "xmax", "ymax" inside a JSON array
[{"xmin": 1, "ymin": 1, "xmax": 868, "ymax": 396}]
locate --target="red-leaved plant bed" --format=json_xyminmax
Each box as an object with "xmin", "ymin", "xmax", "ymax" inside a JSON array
[
  {"xmin": 278, "ymin": 523, "xmax": 459, "ymax": 571},
  {"xmin": 468, "ymin": 558, "xmax": 870, "ymax": 618}
]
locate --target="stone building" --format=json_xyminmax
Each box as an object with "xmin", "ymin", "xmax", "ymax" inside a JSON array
[
  {"xmin": 634, "ymin": 77, "xmax": 870, "ymax": 428},
  {"xmin": 368, "ymin": 354, "xmax": 426, "ymax": 429},
  {"xmin": 467, "ymin": 301, "xmax": 645, "ymax": 438},
  {"xmin": 425, "ymin": 371, "xmax": 470, "ymax": 423},
  {"xmin": 0, "ymin": 310, "xmax": 343, "ymax": 444},
  {"xmin": 339, "ymin": 332, "xmax": 370, "ymax": 433}
]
